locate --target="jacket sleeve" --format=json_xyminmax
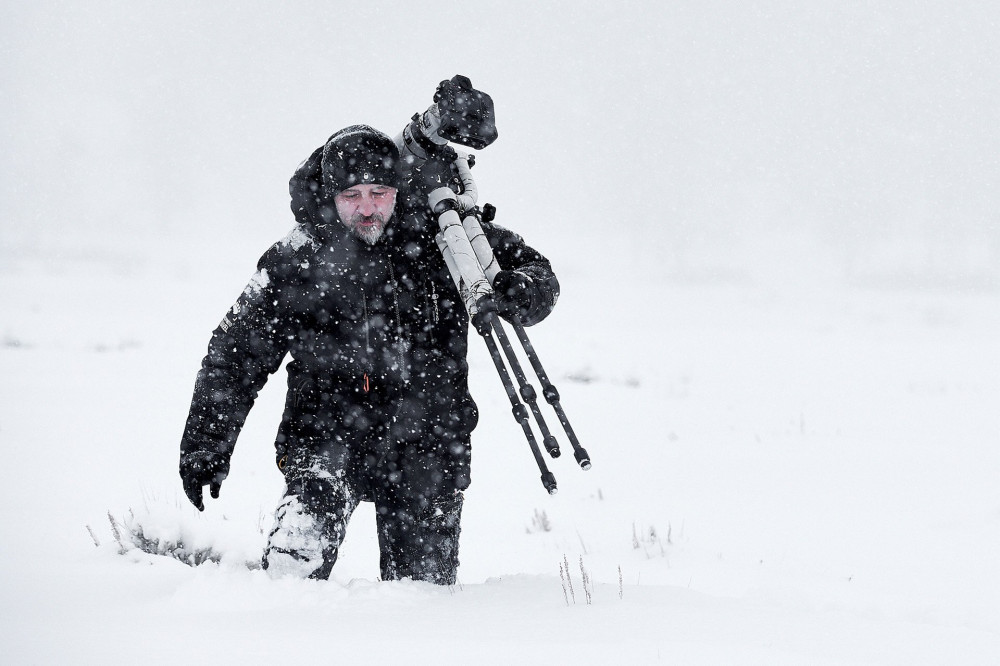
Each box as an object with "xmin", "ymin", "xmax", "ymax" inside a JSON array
[
  {"xmin": 482, "ymin": 220, "xmax": 560, "ymax": 326},
  {"xmin": 179, "ymin": 253, "xmax": 290, "ymax": 465}
]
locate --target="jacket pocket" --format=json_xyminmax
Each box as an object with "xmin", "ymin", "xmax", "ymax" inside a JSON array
[{"xmin": 292, "ymin": 378, "xmax": 314, "ymax": 409}]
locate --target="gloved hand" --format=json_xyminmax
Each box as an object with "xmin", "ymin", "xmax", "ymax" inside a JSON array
[
  {"xmin": 492, "ymin": 270, "xmax": 534, "ymax": 323},
  {"xmin": 179, "ymin": 451, "xmax": 230, "ymax": 511}
]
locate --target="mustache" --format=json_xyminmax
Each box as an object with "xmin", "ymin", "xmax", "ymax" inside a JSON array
[{"xmin": 349, "ymin": 211, "xmax": 388, "ymax": 226}]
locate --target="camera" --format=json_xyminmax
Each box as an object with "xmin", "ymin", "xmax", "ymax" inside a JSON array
[
  {"xmin": 396, "ymin": 75, "xmax": 498, "ymax": 163},
  {"xmin": 433, "ymin": 75, "xmax": 498, "ymax": 150}
]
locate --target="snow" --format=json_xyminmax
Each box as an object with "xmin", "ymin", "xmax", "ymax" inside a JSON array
[
  {"xmin": 281, "ymin": 226, "xmax": 317, "ymax": 253},
  {"xmin": 3, "ymin": 2, "xmax": 999, "ymax": 664},
  {"xmin": 244, "ymin": 267, "xmax": 270, "ymax": 295}
]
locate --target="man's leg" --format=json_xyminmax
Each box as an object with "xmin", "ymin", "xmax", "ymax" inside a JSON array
[
  {"xmin": 262, "ymin": 454, "xmax": 359, "ymax": 580},
  {"xmin": 375, "ymin": 446, "xmax": 464, "ymax": 585}
]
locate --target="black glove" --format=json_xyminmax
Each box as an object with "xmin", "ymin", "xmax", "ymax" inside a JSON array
[
  {"xmin": 179, "ymin": 451, "xmax": 230, "ymax": 511},
  {"xmin": 492, "ymin": 270, "xmax": 534, "ymax": 323}
]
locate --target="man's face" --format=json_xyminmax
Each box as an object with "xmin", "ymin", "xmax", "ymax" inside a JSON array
[{"xmin": 334, "ymin": 184, "xmax": 397, "ymax": 245}]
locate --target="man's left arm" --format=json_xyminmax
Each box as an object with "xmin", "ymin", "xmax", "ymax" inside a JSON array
[{"xmin": 482, "ymin": 220, "xmax": 560, "ymax": 326}]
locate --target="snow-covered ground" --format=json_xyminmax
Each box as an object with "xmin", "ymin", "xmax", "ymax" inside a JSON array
[
  {"xmin": 1, "ymin": 234, "xmax": 997, "ymax": 663},
  {"xmin": 3, "ymin": 2, "xmax": 999, "ymax": 664}
]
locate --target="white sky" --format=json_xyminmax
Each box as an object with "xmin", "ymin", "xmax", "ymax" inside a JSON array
[{"xmin": 3, "ymin": 1, "xmax": 998, "ymax": 279}]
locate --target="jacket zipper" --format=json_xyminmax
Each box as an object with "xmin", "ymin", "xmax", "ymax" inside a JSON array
[
  {"xmin": 362, "ymin": 289, "xmax": 372, "ymax": 394},
  {"xmin": 362, "ymin": 290, "xmax": 371, "ymax": 353},
  {"xmin": 388, "ymin": 262, "xmax": 406, "ymax": 381}
]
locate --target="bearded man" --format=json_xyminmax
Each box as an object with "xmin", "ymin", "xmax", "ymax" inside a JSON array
[{"xmin": 177, "ymin": 125, "xmax": 559, "ymax": 584}]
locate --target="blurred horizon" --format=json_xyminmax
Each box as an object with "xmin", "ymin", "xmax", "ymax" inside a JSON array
[{"xmin": 3, "ymin": 1, "xmax": 998, "ymax": 289}]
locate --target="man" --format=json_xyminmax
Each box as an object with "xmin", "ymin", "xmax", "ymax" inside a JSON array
[{"xmin": 178, "ymin": 125, "xmax": 559, "ymax": 584}]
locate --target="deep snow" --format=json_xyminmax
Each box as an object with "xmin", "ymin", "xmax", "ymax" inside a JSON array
[
  {"xmin": 1, "ymin": 239, "xmax": 997, "ymax": 663},
  {"xmin": 3, "ymin": 2, "xmax": 1000, "ymax": 664}
]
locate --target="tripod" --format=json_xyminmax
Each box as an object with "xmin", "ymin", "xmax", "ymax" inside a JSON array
[
  {"xmin": 428, "ymin": 183, "xmax": 590, "ymax": 494},
  {"xmin": 394, "ymin": 75, "xmax": 590, "ymax": 493}
]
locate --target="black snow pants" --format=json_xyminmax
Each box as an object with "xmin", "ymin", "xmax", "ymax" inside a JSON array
[{"xmin": 261, "ymin": 424, "xmax": 464, "ymax": 585}]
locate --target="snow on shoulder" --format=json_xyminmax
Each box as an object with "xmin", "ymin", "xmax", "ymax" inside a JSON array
[
  {"xmin": 244, "ymin": 268, "xmax": 270, "ymax": 297},
  {"xmin": 280, "ymin": 225, "xmax": 318, "ymax": 252}
]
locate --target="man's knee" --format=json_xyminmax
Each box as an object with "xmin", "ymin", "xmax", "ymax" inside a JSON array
[
  {"xmin": 262, "ymin": 494, "xmax": 331, "ymax": 579},
  {"xmin": 262, "ymin": 473, "xmax": 357, "ymax": 580},
  {"xmin": 380, "ymin": 490, "xmax": 464, "ymax": 585}
]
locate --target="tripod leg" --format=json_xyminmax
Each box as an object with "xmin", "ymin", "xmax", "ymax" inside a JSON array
[
  {"xmin": 489, "ymin": 317, "xmax": 561, "ymax": 458},
  {"xmin": 476, "ymin": 314, "xmax": 558, "ymax": 494},
  {"xmin": 510, "ymin": 320, "xmax": 591, "ymax": 470}
]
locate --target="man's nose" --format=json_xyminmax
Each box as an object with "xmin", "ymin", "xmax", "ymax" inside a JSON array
[{"xmin": 358, "ymin": 194, "xmax": 378, "ymax": 215}]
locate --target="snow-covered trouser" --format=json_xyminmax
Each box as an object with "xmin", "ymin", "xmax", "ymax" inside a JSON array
[{"xmin": 261, "ymin": 438, "xmax": 464, "ymax": 585}]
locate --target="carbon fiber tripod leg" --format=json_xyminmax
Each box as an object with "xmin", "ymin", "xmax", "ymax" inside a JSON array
[
  {"xmin": 489, "ymin": 316, "xmax": 561, "ymax": 458},
  {"xmin": 474, "ymin": 310, "xmax": 558, "ymax": 494},
  {"xmin": 510, "ymin": 320, "xmax": 591, "ymax": 470}
]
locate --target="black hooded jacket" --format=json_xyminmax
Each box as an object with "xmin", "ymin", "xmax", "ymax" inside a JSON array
[{"xmin": 179, "ymin": 139, "xmax": 560, "ymax": 490}]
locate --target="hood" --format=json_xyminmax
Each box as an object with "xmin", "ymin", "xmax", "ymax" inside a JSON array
[
  {"xmin": 290, "ymin": 131, "xmax": 412, "ymax": 246},
  {"xmin": 289, "ymin": 140, "xmax": 337, "ymax": 240}
]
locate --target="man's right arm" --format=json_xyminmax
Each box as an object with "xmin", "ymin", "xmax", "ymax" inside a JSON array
[{"xmin": 179, "ymin": 252, "xmax": 291, "ymax": 509}]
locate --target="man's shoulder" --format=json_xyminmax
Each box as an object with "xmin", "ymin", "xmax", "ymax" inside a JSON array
[
  {"xmin": 279, "ymin": 225, "xmax": 321, "ymax": 253},
  {"xmin": 254, "ymin": 225, "xmax": 324, "ymax": 281}
]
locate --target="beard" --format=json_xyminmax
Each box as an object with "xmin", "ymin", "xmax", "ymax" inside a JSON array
[{"xmin": 347, "ymin": 211, "xmax": 390, "ymax": 245}]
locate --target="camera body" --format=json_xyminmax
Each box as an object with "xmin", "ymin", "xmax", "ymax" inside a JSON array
[{"xmin": 433, "ymin": 75, "xmax": 498, "ymax": 150}]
